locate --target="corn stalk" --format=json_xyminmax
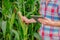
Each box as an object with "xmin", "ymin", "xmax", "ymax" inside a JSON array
[
  {"xmin": 1, "ymin": 0, "xmax": 41, "ymax": 40},
  {"xmin": 17, "ymin": 11, "xmax": 28, "ymax": 40}
]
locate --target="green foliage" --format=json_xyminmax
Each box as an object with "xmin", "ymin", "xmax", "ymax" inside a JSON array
[
  {"xmin": 34, "ymin": 32, "xmax": 42, "ymax": 40},
  {"xmin": 2, "ymin": 21, "xmax": 7, "ymax": 38},
  {"xmin": 1, "ymin": 0, "xmax": 41, "ymax": 40}
]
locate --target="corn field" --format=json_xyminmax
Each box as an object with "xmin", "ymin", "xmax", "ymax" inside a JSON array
[{"xmin": 0, "ymin": 0, "xmax": 41, "ymax": 40}]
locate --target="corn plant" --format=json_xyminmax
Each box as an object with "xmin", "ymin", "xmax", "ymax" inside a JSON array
[{"xmin": 1, "ymin": 0, "xmax": 41, "ymax": 40}]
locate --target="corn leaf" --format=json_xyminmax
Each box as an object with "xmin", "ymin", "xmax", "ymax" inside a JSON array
[
  {"xmin": 34, "ymin": 32, "xmax": 42, "ymax": 40},
  {"xmin": 9, "ymin": 13, "xmax": 15, "ymax": 30},
  {"xmin": 12, "ymin": 29, "xmax": 19, "ymax": 40},
  {"xmin": 2, "ymin": 21, "xmax": 7, "ymax": 37}
]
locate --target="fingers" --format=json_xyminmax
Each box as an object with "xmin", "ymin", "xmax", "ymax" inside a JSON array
[
  {"xmin": 38, "ymin": 18, "xmax": 55, "ymax": 26},
  {"xmin": 21, "ymin": 16, "xmax": 24, "ymax": 22},
  {"xmin": 22, "ymin": 16, "xmax": 37, "ymax": 24},
  {"xmin": 38, "ymin": 18, "xmax": 47, "ymax": 24},
  {"xmin": 22, "ymin": 16, "xmax": 30, "ymax": 24},
  {"xmin": 29, "ymin": 18, "xmax": 36, "ymax": 23}
]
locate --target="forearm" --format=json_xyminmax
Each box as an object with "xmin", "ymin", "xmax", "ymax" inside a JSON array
[{"xmin": 54, "ymin": 21, "xmax": 60, "ymax": 27}]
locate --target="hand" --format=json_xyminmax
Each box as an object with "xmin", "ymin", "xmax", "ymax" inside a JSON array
[
  {"xmin": 22, "ymin": 16, "xmax": 30, "ymax": 24},
  {"xmin": 38, "ymin": 18, "xmax": 55, "ymax": 26},
  {"xmin": 22, "ymin": 16, "xmax": 36, "ymax": 24},
  {"xmin": 29, "ymin": 18, "xmax": 36, "ymax": 23}
]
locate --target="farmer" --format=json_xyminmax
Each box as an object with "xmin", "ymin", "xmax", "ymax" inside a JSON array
[{"xmin": 22, "ymin": 0, "xmax": 60, "ymax": 40}]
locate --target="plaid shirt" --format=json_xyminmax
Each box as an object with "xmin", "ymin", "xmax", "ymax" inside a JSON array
[{"xmin": 39, "ymin": 0, "xmax": 60, "ymax": 40}]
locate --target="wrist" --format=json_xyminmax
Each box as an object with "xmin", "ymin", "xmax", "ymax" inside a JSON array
[
  {"xmin": 53, "ymin": 21, "xmax": 60, "ymax": 27},
  {"xmin": 51, "ymin": 21, "xmax": 56, "ymax": 26}
]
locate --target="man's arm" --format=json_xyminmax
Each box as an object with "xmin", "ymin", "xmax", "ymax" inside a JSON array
[{"xmin": 54, "ymin": 21, "xmax": 60, "ymax": 27}]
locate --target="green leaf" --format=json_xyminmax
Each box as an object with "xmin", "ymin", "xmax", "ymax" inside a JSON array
[
  {"xmin": 3, "ymin": 0, "xmax": 12, "ymax": 10},
  {"xmin": 34, "ymin": 32, "xmax": 42, "ymax": 40},
  {"xmin": 2, "ymin": 21, "xmax": 7, "ymax": 37},
  {"xmin": 12, "ymin": 29, "xmax": 19, "ymax": 40},
  {"xmin": 0, "ymin": 19, "xmax": 2, "ymax": 27},
  {"xmin": 9, "ymin": 13, "xmax": 15, "ymax": 30}
]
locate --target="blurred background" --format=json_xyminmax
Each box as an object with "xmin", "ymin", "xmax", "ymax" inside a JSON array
[{"xmin": 0, "ymin": 0, "xmax": 41, "ymax": 40}]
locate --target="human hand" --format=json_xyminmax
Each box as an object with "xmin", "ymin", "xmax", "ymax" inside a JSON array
[
  {"xmin": 22, "ymin": 16, "xmax": 36, "ymax": 24},
  {"xmin": 38, "ymin": 18, "xmax": 55, "ymax": 26},
  {"xmin": 22, "ymin": 16, "xmax": 30, "ymax": 24}
]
